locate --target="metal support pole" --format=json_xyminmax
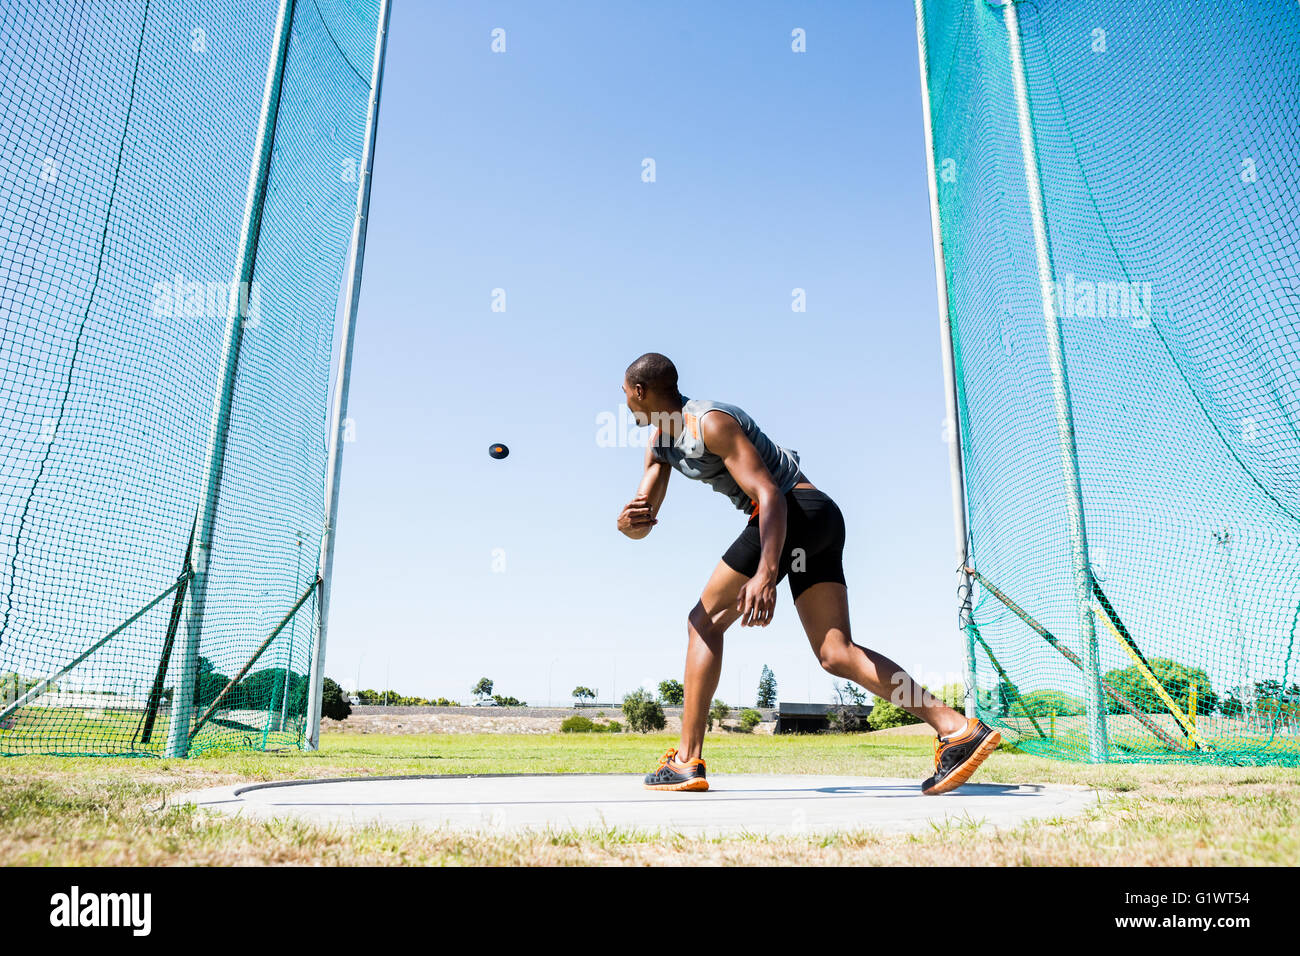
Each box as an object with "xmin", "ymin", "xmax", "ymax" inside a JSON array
[
  {"xmin": 914, "ymin": 0, "xmax": 977, "ymax": 718},
  {"xmin": 276, "ymin": 536, "xmax": 303, "ymax": 733},
  {"xmin": 306, "ymin": 0, "xmax": 393, "ymax": 750},
  {"xmin": 264, "ymin": 536, "xmax": 302, "ymax": 743},
  {"xmin": 165, "ymin": 0, "xmax": 297, "ymax": 758},
  {"xmin": 999, "ymin": 0, "xmax": 1108, "ymax": 761},
  {"xmin": 1212, "ymin": 528, "xmax": 1255, "ymax": 723}
]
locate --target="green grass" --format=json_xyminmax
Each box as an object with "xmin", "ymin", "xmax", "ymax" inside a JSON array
[
  {"xmin": 999, "ymin": 713, "xmax": 1300, "ymax": 765},
  {"xmin": 2, "ymin": 730, "xmax": 1297, "ymax": 865},
  {"xmin": 0, "ymin": 707, "xmax": 302, "ymax": 757}
]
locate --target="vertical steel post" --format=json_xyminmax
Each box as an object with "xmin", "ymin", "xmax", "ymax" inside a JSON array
[
  {"xmin": 166, "ymin": 0, "xmax": 297, "ymax": 758},
  {"xmin": 914, "ymin": 0, "xmax": 977, "ymax": 718},
  {"xmin": 277, "ymin": 537, "xmax": 301, "ymax": 732},
  {"xmin": 1212, "ymin": 528, "xmax": 1255, "ymax": 723},
  {"xmin": 306, "ymin": 0, "xmax": 394, "ymax": 749},
  {"xmin": 998, "ymin": 0, "xmax": 1108, "ymax": 761}
]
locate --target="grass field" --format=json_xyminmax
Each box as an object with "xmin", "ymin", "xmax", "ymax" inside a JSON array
[{"xmin": 2, "ymin": 731, "xmax": 1297, "ymax": 865}]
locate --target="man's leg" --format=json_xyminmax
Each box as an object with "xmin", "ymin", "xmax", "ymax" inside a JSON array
[
  {"xmin": 794, "ymin": 581, "xmax": 966, "ymax": 736},
  {"xmin": 675, "ymin": 560, "xmax": 748, "ymax": 762}
]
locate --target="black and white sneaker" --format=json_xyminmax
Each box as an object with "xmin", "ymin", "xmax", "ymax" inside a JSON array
[
  {"xmin": 643, "ymin": 748, "xmax": 709, "ymax": 791},
  {"xmin": 922, "ymin": 718, "xmax": 1001, "ymax": 795}
]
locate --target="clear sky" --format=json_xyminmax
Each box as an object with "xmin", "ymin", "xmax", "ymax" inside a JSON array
[{"xmin": 324, "ymin": 0, "xmax": 966, "ymax": 707}]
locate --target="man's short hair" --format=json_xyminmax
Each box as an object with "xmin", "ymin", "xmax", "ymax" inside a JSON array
[{"xmin": 625, "ymin": 352, "xmax": 679, "ymax": 397}]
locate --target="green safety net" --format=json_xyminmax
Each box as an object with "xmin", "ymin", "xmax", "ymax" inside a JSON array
[
  {"xmin": 0, "ymin": 0, "xmax": 381, "ymax": 755},
  {"xmin": 918, "ymin": 0, "xmax": 1300, "ymax": 763}
]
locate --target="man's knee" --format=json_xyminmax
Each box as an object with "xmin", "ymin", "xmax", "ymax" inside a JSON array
[
  {"xmin": 818, "ymin": 643, "xmax": 853, "ymax": 677},
  {"xmin": 688, "ymin": 603, "xmax": 725, "ymax": 644}
]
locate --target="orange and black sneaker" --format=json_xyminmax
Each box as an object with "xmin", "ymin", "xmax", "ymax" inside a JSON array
[
  {"xmin": 922, "ymin": 718, "xmax": 1001, "ymax": 795},
  {"xmin": 643, "ymin": 748, "xmax": 708, "ymax": 792}
]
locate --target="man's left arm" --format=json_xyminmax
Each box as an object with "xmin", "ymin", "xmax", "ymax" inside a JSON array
[{"xmin": 699, "ymin": 411, "xmax": 785, "ymax": 627}]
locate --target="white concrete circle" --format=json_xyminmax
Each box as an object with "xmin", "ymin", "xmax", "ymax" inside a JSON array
[{"xmin": 174, "ymin": 773, "xmax": 1102, "ymax": 837}]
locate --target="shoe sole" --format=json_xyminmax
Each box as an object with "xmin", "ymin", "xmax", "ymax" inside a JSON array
[
  {"xmin": 923, "ymin": 729, "xmax": 1002, "ymax": 795},
  {"xmin": 644, "ymin": 778, "xmax": 709, "ymax": 792}
]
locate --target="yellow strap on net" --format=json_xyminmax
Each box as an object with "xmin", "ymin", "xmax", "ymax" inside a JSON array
[{"xmin": 1092, "ymin": 603, "xmax": 1209, "ymax": 751}]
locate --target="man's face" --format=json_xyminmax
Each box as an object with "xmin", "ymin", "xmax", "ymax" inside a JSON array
[{"xmin": 622, "ymin": 377, "xmax": 651, "ymax": 427}]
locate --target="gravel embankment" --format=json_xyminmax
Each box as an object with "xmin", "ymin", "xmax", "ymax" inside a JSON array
[{"xmin": 322, "ymin": 705, "xmax": 777, "ymax": 736}]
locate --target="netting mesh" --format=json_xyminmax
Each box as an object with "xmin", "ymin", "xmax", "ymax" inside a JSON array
[
  {"xmin": 0, "ymin": 0, "xmax": 380, "ymax": 755},
  {"xmin": 920, "ymin": 0, "xmax": 1300, "ymax": 764}
]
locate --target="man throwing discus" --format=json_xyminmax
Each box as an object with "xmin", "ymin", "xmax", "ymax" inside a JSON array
[{"xmin": 616, "ymin": 353, "xmax": 1000, "ymax": 794}]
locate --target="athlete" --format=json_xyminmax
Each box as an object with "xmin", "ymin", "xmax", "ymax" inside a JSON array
[{"xmin": 616, "ymin": 352, "xmax": 1000, "ymax": 794}]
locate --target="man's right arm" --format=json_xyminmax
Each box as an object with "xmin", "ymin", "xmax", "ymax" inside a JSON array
[{"xmin": 617, "ymin": 432, "xmax": 670, "ymax": 539}]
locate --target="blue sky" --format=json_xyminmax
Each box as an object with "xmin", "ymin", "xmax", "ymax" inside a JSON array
[{"xmin": 323, "ymin": 1, "xmax": 966, "ymax": 707}]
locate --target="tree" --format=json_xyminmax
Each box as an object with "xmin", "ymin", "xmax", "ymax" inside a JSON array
[
  {"xmin": 658, "ymin": 679, "xmax": 684, "ymax": 705},
  {"xmin": 622, "ymin": 689, "xmax": 666, "ymax": 733},
  {"xmin": 937, "ymin": 682, "xmax": 965, "ymax": 711},
  {"xmin": 572, "ymin": 686, "xmax": 596, "ymax": 707},
  {"xmin": 1222, "ymin": 679, "xmax": 1299, "ymax": 721},
  {"xmin": 756, "ymin": 665, "xmax": 777, "ymax": 708},
  {"xmin": 1102, "ymin": 658, "xmax": 1218, "ymax": 716},
  {"xmin": 707, "ymin": 698, "xmax": 730, "ymax": 730},
  {"xmin": 321, "ymin": 677, "xmax": 351, "ymax": 721},
  {"xmin": 193, "ymin": 656, "xmax": 229, "ymax": 710},
  {"xmin": 492, "ymin": 694, "xmax": 526, "ymax": 706},
  {"xmin": 830, "ymin": 681, "xmax": 877, "ymax": 732},
  {"xmin": 242, "ymin": 666, "xmax": 306, "ymax": 713},
  {"xmin": 993, "ymin": 676, "xmax": 1021, "ymax": 718},
  {"xmin": 1018, "ymin": 688, "xmax": 1085, "ymax": 717},
  {"xmin": 472, "ymin": 677, "xmax": 494, "ymax": 701},
  {"xmin": 740, "ymin": 708, "xmax": 762, "ymax": 732}
]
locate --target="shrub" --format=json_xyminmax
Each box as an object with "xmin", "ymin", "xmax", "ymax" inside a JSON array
[
  {"xmin": 622, "ymin": 689, "xmax": 667, "ymax": 733},
  {"xmin": 561, "ymin": 715, "xmax": 595, "ymax": 733},
  {"xmin": 562, "ymin": 715, "xmax": 620, "ymax": 733},
  {"xmin": 321, "ymin": 677, "xmax": 352, "ymax": 721},
  {"xmin": 866, "ymin": 696, "xmax": 921, "ymax": 731},
  {"xmin": 739, "ymin": 708, "xmax": 762, "ymax": 732}
]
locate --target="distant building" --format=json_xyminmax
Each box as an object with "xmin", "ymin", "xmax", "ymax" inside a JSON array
[{"xmin": 774, "ymin": 701, "xmax": 872, "ymax": 734}]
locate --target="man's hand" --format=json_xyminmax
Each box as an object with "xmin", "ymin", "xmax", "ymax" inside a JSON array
[
  {"xmin": 737, "ymin": 568, "xmax": 777, "ymax": 626},
  {"xmin": 617, "ymin": 494, "xmax": 658, "ymax": 538}
]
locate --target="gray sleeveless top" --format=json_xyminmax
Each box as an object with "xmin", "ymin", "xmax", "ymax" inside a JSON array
[{"xmin": 651, "ymin": 397, "xmax": 802, "ymax": 512}]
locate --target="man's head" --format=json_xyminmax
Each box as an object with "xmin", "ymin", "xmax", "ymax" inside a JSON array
[{"xmin": 622, "ymin": 352, "xmax": 682, "ymax": 428}]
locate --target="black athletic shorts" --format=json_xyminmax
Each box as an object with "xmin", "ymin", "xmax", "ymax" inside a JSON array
[{"xmin": 720, "ymin": 487, "xmax": 846, "ymax": 601}]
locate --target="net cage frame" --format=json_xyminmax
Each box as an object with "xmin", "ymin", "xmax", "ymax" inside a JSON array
[
  {"xmin": 915, "ymin": 0, "xmax": 1300, "ymax": 765},
  {"xmin": 0, "ymin": 0, "xmax": 390, "ymax": 757}
]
